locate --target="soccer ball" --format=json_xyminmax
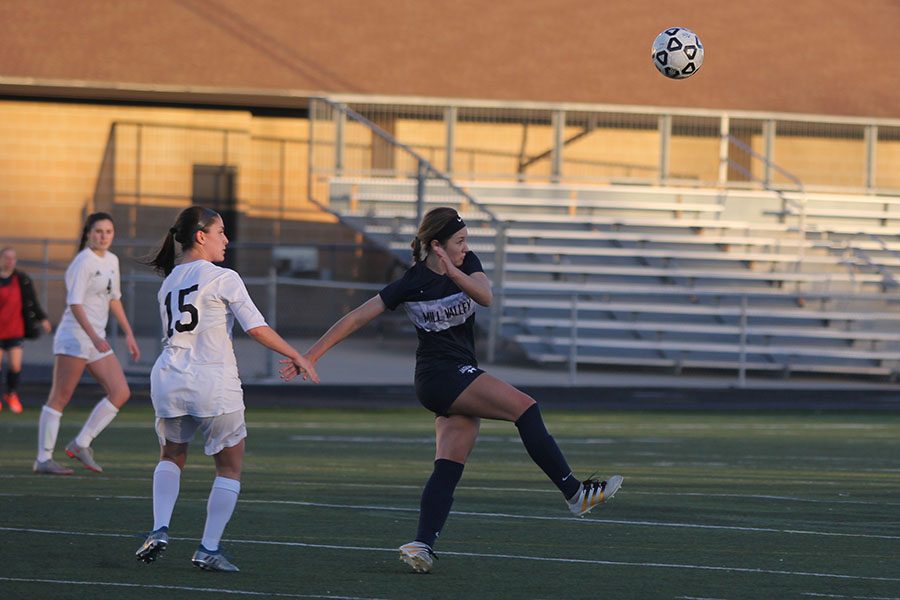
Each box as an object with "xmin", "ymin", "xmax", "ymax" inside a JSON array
[{"xmin": 651, "ymin": 27, "xmax": 704, "ymax": 79}]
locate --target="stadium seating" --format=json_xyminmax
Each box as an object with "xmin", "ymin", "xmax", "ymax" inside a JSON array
[{"xmin": 326, "ymin": 176, "xmax": 900, "ymax": 379}]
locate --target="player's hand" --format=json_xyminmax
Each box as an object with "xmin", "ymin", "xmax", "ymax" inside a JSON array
[
  {"xmin": 431, "ymin": 243, "xmax": 454, "ymax": 273},
  {"xmin": 126, "ymin": 333, "xmax": 140, "ymax": 361},
  {"xmin": 92, "ymin": 337, "xmax": 111, "ymax": 353},
  {"xmin": 40, "ymin": 319, "xmax": 52, "ymax": 334},
  {"xmin": 279, "ymin": 354, "xmax": 319, "ymax": 384}
]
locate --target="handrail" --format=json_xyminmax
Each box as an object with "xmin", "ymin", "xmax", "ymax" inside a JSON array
[
  {"xmin": 855, "ymin": 234, "xmax": 900, "ymax": 289},
  {"xmin": 312, "ymin": 97, "xmax": 503, "ymax": 229},
  {"xmin": 723, "ymin": 133, "xmax": 809, "ymax": 275}
]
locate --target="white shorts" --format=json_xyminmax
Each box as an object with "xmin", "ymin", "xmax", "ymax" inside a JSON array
[
  {"xmin": 53, "ymin": 327, "xmax": 114, "ymax": 364},
  {"xmin": 155, "ymin": 410, "xmax": 247, "ymax": 456}
]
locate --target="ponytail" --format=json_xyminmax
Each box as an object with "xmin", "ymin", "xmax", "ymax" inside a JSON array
[
  {"xmin": 411, "ymin": 237, "xmax": 423, "ymax": 263},
  {"xmin": 146, "ymin": 232, "xmax": 178, "ymax": 276},
  {"xmin": 143, "ymin": 206, "xmax": 220, "ymax": 276}
]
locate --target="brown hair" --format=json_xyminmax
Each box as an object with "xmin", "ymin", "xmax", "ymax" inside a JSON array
[
  {"xmin": 410, "ymin": 207, "xmax": 463, "ymax": 263},
  {"xmin": 144, "ymin": 206, "xmax": 221, "ymax": 276},
  {"xmin": 78, "ymin": 212, "xmax": 114, "ymax": 251}
]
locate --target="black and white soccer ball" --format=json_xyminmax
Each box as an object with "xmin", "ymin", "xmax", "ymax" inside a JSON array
[{"xmin": 651, "ymin": 27, "xmax": 704, "ymax": 79}]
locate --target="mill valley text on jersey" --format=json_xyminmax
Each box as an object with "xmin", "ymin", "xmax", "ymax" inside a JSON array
[{"xmin": 380, "ymin": 252, "xmax": 483, "ymax": 370}]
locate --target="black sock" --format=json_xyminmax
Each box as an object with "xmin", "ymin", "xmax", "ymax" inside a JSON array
[
  {"xmin": 6, "ymin": 370, "xmax": 20, "ymax": 394},
  {"xmin": 515, "ymin": 404, "xmax": 581, "ymax": 499},
  {"xmin": 415, "ymin": 459, "xmax": 465, "ymax": 548}
]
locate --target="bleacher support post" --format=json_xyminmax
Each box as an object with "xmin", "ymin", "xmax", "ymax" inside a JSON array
[
  {"xmin": 335, "ymin": 107, "xmax": 345, "ymax": 177},
  {"xmin": 718, "ymin": 115, "xmax": 730, "ymax": 186},
  {"xmin": 658, "ymin": 115, "xmax": 671, "ymax": 185},
  {"xmin": 551, "ymin": 110, "xmax": 564, "ymax": 184},
  {"xmin": 416, "ymin": 160, "xmax": 427, "ymax": 225},
  {"xmin": 763, "ymin": 120, "xmax": 775, "ymax": 187},
  {"xmin": 865, "ymin": 125, "xmax": 877, "ymax": 192},
  {"xmin": 445, "ymin": 106, "xmax": 457, "ymax": 175}
]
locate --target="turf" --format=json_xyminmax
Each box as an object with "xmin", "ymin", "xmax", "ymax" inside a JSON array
[{"xmin": 0, "ymin": 406, "xmax": 898, "ymax": 599}]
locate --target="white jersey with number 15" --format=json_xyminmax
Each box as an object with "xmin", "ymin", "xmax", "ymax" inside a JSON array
[{"xmin": 150, "ymin": 260, "xmax": 267, "ymax": 418}]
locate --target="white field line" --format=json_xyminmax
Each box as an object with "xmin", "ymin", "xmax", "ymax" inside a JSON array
[
  {"xmin": 0, "ymin": 577, "xmax": 384, "ymax": 599},
  {"xmin": 241, "ymin": 499, "xmax": 900, "ymax": 541},
  {"xmin": 803, "ymin": 593, "xmax": 900, "ymax": 599},
  {"xmin": 1, "ymin": 526, "xmax": 899, "ymax": 584},
  {"xmin": 2, "ymin": 475, "xmax": 899, "ymax": 507},
  {"xmin": 1, "ymin": 492, "xmax": 899, "ymax": 540},
  {"xmin": 2, "ymin": 420, "xmax": 891, "ymax": 432},
  {"xmin": 278, "ymin": 481, "xmax": 900, "ymax": 508}
]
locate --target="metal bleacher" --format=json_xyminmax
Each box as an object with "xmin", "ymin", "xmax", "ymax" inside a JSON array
[
  {"xmin": 309, "ymin": 99, "xmax": 900, "ymax": 381},
  {"xmin": 324, "ymin": 176, "xmax": 900, "ymax": 380}
]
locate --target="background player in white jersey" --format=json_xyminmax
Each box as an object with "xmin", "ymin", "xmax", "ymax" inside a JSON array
[
  {"xmin": 34, "ymin": 212, "xmax": 141, "ymax": 475},
  {"xmin": 281, "ymin": 206, "xmax": 623, "ymax": 574},
  {"xmin": 135, "ymin": 206, "xmax": 319, "ymax": 572}
]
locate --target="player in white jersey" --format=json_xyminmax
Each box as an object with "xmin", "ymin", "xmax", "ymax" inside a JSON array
[
  {"xmin": 34, "ymin": 212, "xmax": 141, "ymax": 476},
  {"xmin": 135, "ymin": 206, "xmax": 318, "ymax": 572}
]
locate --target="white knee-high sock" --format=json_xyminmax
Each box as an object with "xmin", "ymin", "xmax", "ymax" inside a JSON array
[
  {"xmin": 74, "ymin": 397, "xmax": 119, "ymax": 447},
  {"xmin": 201, "ymin": 476, "xmax": 241, "ymax": 552},
  {"xmin": 152, "ymin": 460, "xmax": 182, "ymax": 531},
  {"xmin": 37, "ymin": 406, "xmax": 62, "ymax": 462}
]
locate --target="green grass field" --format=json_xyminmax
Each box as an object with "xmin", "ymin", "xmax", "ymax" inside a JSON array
[{"xmin": 1, "ymin": 405, "xmax": 898, "ymax": 599}]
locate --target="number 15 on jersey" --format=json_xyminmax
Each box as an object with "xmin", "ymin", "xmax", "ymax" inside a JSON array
[{"xmin": 164, "ymin": 284, "xmax": 199, "ymax": 338}]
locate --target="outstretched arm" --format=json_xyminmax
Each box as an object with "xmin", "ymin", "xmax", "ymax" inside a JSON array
[
  {"xmin": 280, "ymin": 294, "xmax": 386, "ymax": 382},
  {"xmin": 247, "ymin": 325, "xmax": 319, "ymax": 384}
]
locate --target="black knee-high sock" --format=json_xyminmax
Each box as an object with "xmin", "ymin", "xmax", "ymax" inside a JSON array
[
  {"xmin": 415, "ymin": 459, "xmax": 465, "ymax": 548},
  {"xmin": 515, "ymin": 404, "xmax": 581, "ymax": 499},
  {"xmin": 6, "ymin": 370, "xmax": 20, "ymax": 394}
]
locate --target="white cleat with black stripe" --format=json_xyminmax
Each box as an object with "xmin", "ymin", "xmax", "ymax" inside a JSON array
[
  {"xmin": 399, "ymin": 541, "xmax": 436, "ymax": 573},
  {"xmin": 192, "ymin": 546, "xmax": 240, "ymax": 572},
  {"xmin": 568, "ymin": 475, "xmax": 623, "ymax": 516}
]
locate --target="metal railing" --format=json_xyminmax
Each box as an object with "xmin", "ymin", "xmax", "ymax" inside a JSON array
[
  {"xmin": 325, "ymin": 96, "xmax": 900, "ymax": 194},
  {"xmin": 499, "ymin": 287, "xmax": 900, "ymax": 386},
  {"xmin": 722, "ymin": 133, "xmax": 809, "ymax": 272}
]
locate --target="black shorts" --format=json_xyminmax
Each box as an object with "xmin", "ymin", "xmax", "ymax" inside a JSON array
[
  {"xmin": 0, "ymin": 338, "xmax": 23, "ymax": 351},
  {"xmin": 414, "ymin": 363, "xmax": 485, "ymax": 417}
]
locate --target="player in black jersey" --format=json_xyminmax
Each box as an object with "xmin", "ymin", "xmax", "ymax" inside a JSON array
[{"xmin": 281, "ymin": 207, "xmax": 623, "ymax": 573}]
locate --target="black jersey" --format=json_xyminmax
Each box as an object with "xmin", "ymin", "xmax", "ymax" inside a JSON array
[{"xmin": 379, "ymin": 252, "xmax": 484, "ymax": 371}]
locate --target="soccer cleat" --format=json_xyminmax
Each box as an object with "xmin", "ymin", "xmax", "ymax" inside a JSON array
[
  {"xmin": 65, "ymin": 440, "xmax": 103, "ymax": 473},
  {"xmin": 399, "ymin": 541, "xmax": 436, "ymax": 573},
  {"xmin": 4, "ymin": 392, "xmax": 22, "ymax": 414},
  {"xmin": 135, "ymin": 527, "xmax": 169, "ymax": 563},
  {"xmin": 6, "ymin": 392, "xmax": 22, "ymax": 414},
  {"xmin": 568, "ymin": 474, "xmax": 624, "ymax": 516},
  {"xmin": 33, "ymin": 459, "xmax": 74, "ymax": 475},
  {"xmin": 192, "ymin": 546, "xmax": 240, "ymax": 572}
]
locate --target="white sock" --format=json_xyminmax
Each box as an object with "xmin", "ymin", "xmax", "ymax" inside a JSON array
[
  {"xmin": 201, "ymin": 476, "xmax": 241, "ymax": 552},
  {"xmin": 152, "ymin": 460, "xmax": 182, "ymax": 531},
  {"xmin": 74, "ymin": 397, "xmax": 118, "ymax": 447},
  {"xmin": 37, "ymin": 406, "xmax": 63, "ymax": 462}
]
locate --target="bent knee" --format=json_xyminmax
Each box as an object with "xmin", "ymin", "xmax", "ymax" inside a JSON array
[
  {"xmin": 514, "ymin": 393, "xmax": 537, "ymax": 416},
  {"xmin": 109, "ymin": 386, "xmax": 130, "ymax": 407}
]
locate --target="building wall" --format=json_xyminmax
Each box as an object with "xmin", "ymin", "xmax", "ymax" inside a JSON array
[{"xmin": 0, "ymin": 99, "xmax": 339, "ymax": 260}]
